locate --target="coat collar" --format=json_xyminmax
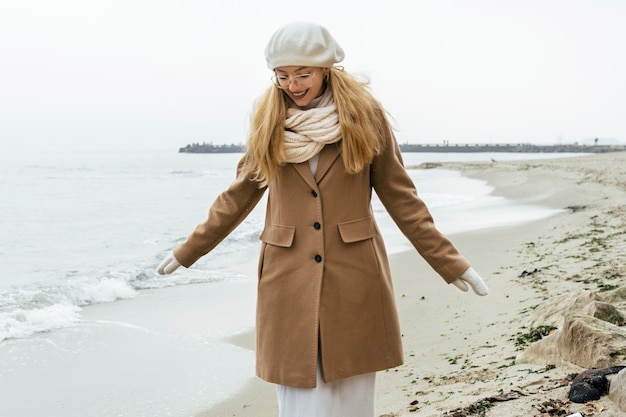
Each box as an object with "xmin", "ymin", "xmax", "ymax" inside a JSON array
[{"xmin": 292, "ymin": 143, "xmax": 341, "ymax": 188}]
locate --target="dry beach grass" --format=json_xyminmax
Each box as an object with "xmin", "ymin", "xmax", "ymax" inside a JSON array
[{"xmin": 204, "ymin": 151, "xmax": 626, "ymax": 417}]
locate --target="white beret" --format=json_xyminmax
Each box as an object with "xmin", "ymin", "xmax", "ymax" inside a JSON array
[{"xmin": 265, "ymin": 22, "xmax": 345, "ymax": 70}]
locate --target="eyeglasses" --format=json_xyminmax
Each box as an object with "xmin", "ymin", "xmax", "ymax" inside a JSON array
[{"xmin": 271, "ymin": 71, "xmax": 317, "ymax": 89}]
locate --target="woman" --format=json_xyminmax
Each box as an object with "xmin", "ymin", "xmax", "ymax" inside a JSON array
[{"xmin": 158, "ymin": 21, "xmax": 489, "ymax": 417}]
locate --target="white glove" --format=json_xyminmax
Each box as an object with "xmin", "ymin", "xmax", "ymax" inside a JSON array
[
  {"xmin": 157, "ymin": 252, "xmax": 182, "ymax": 275},
  {"xmin": 451, "ymin": 267, "xmax": 489, "ymax": 296}
]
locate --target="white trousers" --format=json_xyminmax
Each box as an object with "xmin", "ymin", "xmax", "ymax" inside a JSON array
[{"xmin": 275, "ymin": 360, "xmax": 376, "ymax": 417}]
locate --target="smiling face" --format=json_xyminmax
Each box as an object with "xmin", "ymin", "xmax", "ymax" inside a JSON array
[{"xmin": 273, "ymin": 66, "xmax": 328, "ymax": 107}]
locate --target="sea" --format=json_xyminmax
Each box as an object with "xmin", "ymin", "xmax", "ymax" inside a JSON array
[{"xmin": 0, "ymin": 150, "xmax": 577, "ymax": 416}]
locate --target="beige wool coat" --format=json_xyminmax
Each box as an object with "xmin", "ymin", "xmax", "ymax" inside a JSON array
[{"xmin": 173, "ymin": 128, "xmax": 471, "ymax": 388}]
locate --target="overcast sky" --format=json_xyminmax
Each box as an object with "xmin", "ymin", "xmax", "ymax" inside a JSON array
[{"xmin": 1, "ymin": 0, "xmax": 624, "ymax": 152}]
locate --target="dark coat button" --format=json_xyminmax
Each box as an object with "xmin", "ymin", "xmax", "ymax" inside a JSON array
[
  {"xmin": 314, "ymin": 255, "xmax": 322, "ymax": 263},
  {"xmin": 313, "ymin": 222, "xmax": 321, "ymax": 230},
  {"xmin": 311, "ymin": 190, "xmax": 318, "ymax": 197}
]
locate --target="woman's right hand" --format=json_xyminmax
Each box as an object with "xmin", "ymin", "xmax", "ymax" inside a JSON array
[{"xmin": 157, "ymin": 252, "xmax": 182, "ymax": 275}]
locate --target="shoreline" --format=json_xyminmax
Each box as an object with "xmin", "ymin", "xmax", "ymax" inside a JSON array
[{"xmin": 203, "ymin": 152, "xmax": 626, "ymax": 417}]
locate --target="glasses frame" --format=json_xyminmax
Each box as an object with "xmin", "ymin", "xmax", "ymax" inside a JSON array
[{"xmin": 271, "ymin": 71, "xmax": 317, "ymax": 89}]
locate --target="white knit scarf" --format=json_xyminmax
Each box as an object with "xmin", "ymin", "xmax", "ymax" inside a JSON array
[{"xmin": 283, "ymin": 91, "xmax": 342, "ymax": 164}]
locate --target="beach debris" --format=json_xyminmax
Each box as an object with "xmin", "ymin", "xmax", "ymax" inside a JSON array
[
  {"xmin": 602, "ymin": 286, "xmax": 626, "ymax": 302},
  {"xmin": 443, "ymin": 398, "xmax": 495, "ymax": 416},
  {"xmin": 568, "ymin": 365, "xmax": 625, "ymax": 403},
  {"xmin": 487, "ymin": 391, "xmax": 523, "ymax": 401},
  {"xmin": 565, "ymin": 205, "xmax": 588, "ymax": 213},
  {"xmin": 442, "ymin": 391, "xmax": 522, "ymax": 416},
  {"xmin": 600, "ymin": 262, "xmax": 625, "ymax": 282},
  {"xmin": 533, "ymin": 398, "xmax": 571, "ymax": 415},
  {"xmin": 513, "ymin": 325, "xmax": 557, "ymax": 350},
  {"xmin": 519, "ymin": 268, "xmax": 540, "ymax": 278}
]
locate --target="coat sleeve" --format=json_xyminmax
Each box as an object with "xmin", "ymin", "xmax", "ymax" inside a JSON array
[
  {"xmin": 370, "ymin": 126, "xmax": 470, "ymax": 283},
  {"xmin": 173, "ymin": 157, "xmax": 267, "ymax": 268}
]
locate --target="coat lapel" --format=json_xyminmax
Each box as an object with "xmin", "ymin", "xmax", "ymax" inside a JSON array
[
  {"xmin": 314, "ymin": 143, "xmax": 341, "ymax": 183},
  {"xmin": 292, "ymin": 162, "xmax": 317, "ymax": 190},
  {"xmin": 291, "ymin": 143, "xmax": 342, "ymax": 187}
]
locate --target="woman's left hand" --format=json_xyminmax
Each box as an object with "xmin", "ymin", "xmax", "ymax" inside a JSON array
[
  {"xmin": 451, "ymin": 267, "xmax": 489, "ymax": 296},
  {"xmin": 157, "ymin": 252, "xmax": 182, "ymax": 275}
]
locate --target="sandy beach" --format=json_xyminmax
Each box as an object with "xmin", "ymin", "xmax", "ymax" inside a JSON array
[{"xmin": 204, "ymin": 151, "xmax": 626, "ymax": 417}]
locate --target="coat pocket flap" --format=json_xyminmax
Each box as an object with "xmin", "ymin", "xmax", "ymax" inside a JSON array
[
  {"xmin": 337, "ymin": 217, "xmax": 378, "ymax": 243},
  {"xmin": 259, "ymin": 224, "xmax": 296, "ymax": 247}
]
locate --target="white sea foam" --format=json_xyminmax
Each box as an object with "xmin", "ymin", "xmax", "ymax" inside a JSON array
[
  {"xmin": 0, "ymin": 277, "xmax": 140, "ymax": 342},
  {"xmin": 72, "ymin": 277, "xmax": 137, "ymax": 304},
  {"xmin": 0, "ymin": 303, "xmax": 81, "ymax": 341}
]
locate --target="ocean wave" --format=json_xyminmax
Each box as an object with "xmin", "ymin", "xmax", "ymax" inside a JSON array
[
  {"xmin": 0, "ymin": 304, "xmax": 82, "ymax": 342},
  {"xmin": 0, "ymin": 277, "xmax": 139, "ymax": 343},
  {"xmin": 0, "ymin": 255, "xmax": 253, "ymax": 343}
]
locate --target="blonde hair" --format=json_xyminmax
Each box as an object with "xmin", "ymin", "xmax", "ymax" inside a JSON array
[{"xmin": 242, "ymin": 67, "xmax": 390, "ymax": 187}]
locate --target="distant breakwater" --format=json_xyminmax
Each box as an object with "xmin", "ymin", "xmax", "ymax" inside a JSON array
[{"xmin": 179, "ymin": 142, "xmax": 626, "ymax": 154}]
